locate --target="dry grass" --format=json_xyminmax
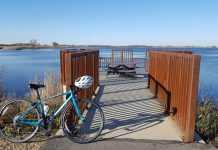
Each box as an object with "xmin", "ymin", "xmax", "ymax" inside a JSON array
[
  {"xmin": 0, "ymin": 67, "xmax": 16, "ymax": 105},
  {"xmin": 0, "ymin": 69, "xmax": 64, "ymax": 149},
  {"xmin": 28, "ymin": 71, "xmax": 63, "ymax": 105},
  {"xmin": 27, "ymin": 71, "xmax": 63, "ymax": 133}
]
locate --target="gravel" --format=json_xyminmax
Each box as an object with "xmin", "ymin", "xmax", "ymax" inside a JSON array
[{"xmin": 0, "ymin": 137, "xmax": 44, "ymax": 150}]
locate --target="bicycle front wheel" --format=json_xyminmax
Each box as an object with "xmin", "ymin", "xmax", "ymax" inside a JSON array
[
  {"xmin": 62, "ymin": 99, "xmax": 104, "ymax": 143},
  {"xmin": 0, "ymin": 100, "xmax": 40, "ymax": 143}
]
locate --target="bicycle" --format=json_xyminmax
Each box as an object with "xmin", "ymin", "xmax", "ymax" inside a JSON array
[{"xmin": 0, "ymin": 76, "xmax": 104, "ymax": 144}]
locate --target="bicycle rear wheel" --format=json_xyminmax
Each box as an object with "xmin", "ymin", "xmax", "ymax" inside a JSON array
[
  {"xmin": 62, "ymin": 99, "xmax": 104, "ymax": 143},
  {"xmin": 0, "ymin": 100, "xmax": 40, "ymax": 143}
]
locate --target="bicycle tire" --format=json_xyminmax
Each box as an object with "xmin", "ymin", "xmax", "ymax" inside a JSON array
[
  {"xmin": 62, "ymin": 99, "xmax": 104, "ymax": 144},
  {"xmin": 0, "ymin": 100, "xmax": 40, "ymax": 143}
]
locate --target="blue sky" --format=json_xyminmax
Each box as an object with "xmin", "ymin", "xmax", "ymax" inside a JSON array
[{"xmin": 0, "ymin": 0, "xmax": 218, "ymax": 46}]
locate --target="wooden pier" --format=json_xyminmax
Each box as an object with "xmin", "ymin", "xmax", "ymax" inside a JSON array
[{"xmin": 60, "ymin": 49, "xmax": 200, "ymax": 142}]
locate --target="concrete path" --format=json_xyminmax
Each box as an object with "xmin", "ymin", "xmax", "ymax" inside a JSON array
[
  {"xmin": 98, "ymin": 73, "xmax": 182, "ymax": 141},
  {"xmin": 42, "ymin": 137, "xmax": 217, "ymax": 150},
  {"xmin": 41, "ymin": 73, "xmax": 216, "ymax": 149}
]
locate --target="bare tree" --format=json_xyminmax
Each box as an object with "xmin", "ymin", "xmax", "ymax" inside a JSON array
[
  {"xmin": 29, "ymin": 39, "xmax": 37, "ymax": 46},
  {"xmin": 52, "ymin": 42, "xmax": 59, "ymax": 47}
]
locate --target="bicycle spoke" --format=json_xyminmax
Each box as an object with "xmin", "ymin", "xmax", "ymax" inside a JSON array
[
  {"xmin": 0, "ymin": 100, "xmax": 39, "ymax": 143},
  {"xmin": 62, "ymin": 99, "xmax": 104, "ymax": 143}
]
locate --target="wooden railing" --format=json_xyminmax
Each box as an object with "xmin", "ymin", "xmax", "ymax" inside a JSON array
[
  {"xmin": 99, "ymin": 57, "xmax": 112, "ymax": 68},
  {"xmin": 60, "ymin": 49, "xmax": 99, "ymax": 99},
  {"xmin": 99, "ymin": 57, "xmax": 147, "ymax": 69},
  {"xmin": 134, "ymin": 58, "xmax": 148, "ymax": 70},
  {"xmin": 112, "ymin": 49, "xmax": 134, "ymax": 63},
  {"xmin": 148, "ymin": 50, "xmax": 200, "ymax": 142},
  {"xmin": 150, "ymin": 50, "xmax": 193, "ymax": 54}
]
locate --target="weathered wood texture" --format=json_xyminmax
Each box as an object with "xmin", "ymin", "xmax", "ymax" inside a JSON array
[
  {"xmin": 60, "ymin": 49, "xmax": 99, "ymax": 99},
  {"xmin": 148, "ymin": 50, "xmax": 200, "ymax": 142}
]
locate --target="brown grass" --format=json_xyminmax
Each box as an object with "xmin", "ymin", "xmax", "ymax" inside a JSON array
[
  {"xmin": 0, "ymin": 69, "xmax": 63, "ymax": 146},
  {"xmin": 0, "ymin": 71, "xmax": 65, "ymax": 138},
  {"xmin": 28, "ymin": 71, "xmax": 63, "ymax": 111},
  {"xmin": 27, "ymin": 71, "xmax": 63, "ymax": 132}
]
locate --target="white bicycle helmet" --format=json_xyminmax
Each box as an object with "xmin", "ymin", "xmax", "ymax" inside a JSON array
[{"xmin": 74, "ymin": 75, "xmax": 93, "ymax": 89}]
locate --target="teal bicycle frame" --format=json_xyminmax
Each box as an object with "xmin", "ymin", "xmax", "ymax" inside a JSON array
[{"xmin": 17, "ymin": 89, "xmax": 84, "ymax": 127}]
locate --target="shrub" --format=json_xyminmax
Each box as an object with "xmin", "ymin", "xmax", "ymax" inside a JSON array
[{"xmin": 196, "ymin": 100, "xmax": 218, "ymax": 145}]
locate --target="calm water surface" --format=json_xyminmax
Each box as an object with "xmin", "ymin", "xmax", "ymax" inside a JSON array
[
  {"xmin": 0, "ymin": 49, "xmax": 60, "ymax": 96},
  {"xmin": 0, "ymin": 48, "xmax": 218, "ymax": 102}
]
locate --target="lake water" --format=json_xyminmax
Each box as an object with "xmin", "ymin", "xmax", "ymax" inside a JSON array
[
  {"xmin": 0, "ymin": 48, "xmax": 218, "ymax": 103},
  {"xmin": 0, "ymin": 49, "xmax": 60, "ymax": 96}
]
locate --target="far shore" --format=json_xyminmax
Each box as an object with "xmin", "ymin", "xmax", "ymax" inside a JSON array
[
  {"xmin": 0, "ymin": 44, "xmax": 217, "ymax": 50},
  {"xmin": 0, "ymin": 45, "xmax": 72, "ymax": 50}
]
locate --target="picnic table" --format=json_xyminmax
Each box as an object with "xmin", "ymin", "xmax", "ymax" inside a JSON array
[{"xmin": 104, "ymin": 62, "xmax": 137, "ymax": 77}]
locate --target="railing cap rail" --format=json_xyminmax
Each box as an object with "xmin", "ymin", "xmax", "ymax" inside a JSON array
[
  {"xmin": 147, "ymin": 49, "xmax": 193, "ymax": 54},
  {"xmin": 148, "ymin": 50, "xmax": 200, "ymax": 58}
]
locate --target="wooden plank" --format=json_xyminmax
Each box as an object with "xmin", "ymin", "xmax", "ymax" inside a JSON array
[
  {"xmin": 65, "ymin": 53, "xmax": 73, "ymax": 85},
  {"xmin": 60, "ymin": 50, "xmax": 65, "ymax": 83}
]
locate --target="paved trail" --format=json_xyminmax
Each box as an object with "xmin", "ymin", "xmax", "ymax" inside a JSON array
[
  {"xmin": 42, "ymin": 74, "xmax": 217, "ymax": 150},
  {"xmin": 42, "ymin": 137, "xmax": 217, "ymax": 150}
]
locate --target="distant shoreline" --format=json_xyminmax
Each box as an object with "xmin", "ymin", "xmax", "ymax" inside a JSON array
[
  {"xmin": 0, "ymin": 45, "xmax": 71, "ymax": 50},
  {"xmin": 0, "ymin": 44, "xmax": 216, "ymax": 50}
]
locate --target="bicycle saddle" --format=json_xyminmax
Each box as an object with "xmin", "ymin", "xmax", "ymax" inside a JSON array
[{"xmin": 29, "ymin": 84, "xmax": 45, "ymax": 90}]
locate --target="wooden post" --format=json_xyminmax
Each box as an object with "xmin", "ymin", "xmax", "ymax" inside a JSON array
[
  {"xmin": 185, "ymin": 55, "xmax": 200, "ymax": 142},
  {"xmin": 121, "ymin": 50, "xmax": 123, "ymax": 63},
  {"xmin": 154, "ymin": 81, "xmax": 158, "ymax": 98},
  {"xmin": 164, "ymin": 91, "xmax": 171, "ymax": 114},
  {"xmin": 147, "ymin": 74, "xmax": 150, "ymax": 88},
  {"xmin": 165, "ymin": 55, "xmax": 171, "ymax": 114},
  {"xmin": 62, "ymin": 85, "xmax": 67, "ymax": 101}
]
